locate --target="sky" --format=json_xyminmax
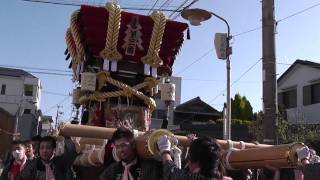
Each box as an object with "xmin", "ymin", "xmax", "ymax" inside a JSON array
[{"xmin": 1, "ymin": 0, "xmax": 320, "ymax": 122}]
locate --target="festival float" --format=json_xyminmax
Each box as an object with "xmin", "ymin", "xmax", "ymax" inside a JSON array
[{"xmin": 57, "ymin": 2, "xmax": 310, "ymax": 179}]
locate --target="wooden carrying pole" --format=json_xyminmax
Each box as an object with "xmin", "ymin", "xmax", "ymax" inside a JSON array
[
  {"xmin": 58, "ymin": 124, "xmax": 271, "ymax": 150},
  {"xmin": 224, "ymin": 143, "xmax": 305, "ymax": 169},
  {"xmin": 58, "ymin": 124, "xmax": 306, "ymax": 169}
]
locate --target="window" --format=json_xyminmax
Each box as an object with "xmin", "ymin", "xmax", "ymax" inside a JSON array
[
  {"xmin": 304, "ymin": 82, "xmax": 320, "ymax": 105},
  {"xmin": 23, "ymin": 109, "xmax": 31, "ymax": 114},
  {"xmin": 312, "ymin": 83, "xmax": 320, "ymax": 104},
  {"xmin": 24, "ymin": 85, "xmax": 33, "ymax": 96},
  {"xmin": 1, "ymin": 84, "xmax": 6, "ymax": 95},
  {"xmin": 278, "ymin": 88, "xmax": 297, "ymax": 109}
]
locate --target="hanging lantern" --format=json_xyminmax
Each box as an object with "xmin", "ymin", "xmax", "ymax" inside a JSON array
[
  {"xmin": 81, "ymin": 72, "xmax": 96, "ymax": 92},
  {"xmin": 160, "ymin": 80, "xmax": 175, "ymax": 102},
  {"xmin": 72, "ymin": 87, "xmax": 82, "ymax": 106}
]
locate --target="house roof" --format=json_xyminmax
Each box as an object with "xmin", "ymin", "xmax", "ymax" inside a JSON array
[
  {"xmin": 0, "ymin": 67, "xmax": 36, "ymax": 78},
  {"xmin": 174, "ymin": 96, "xmax": 220, "ymax": 115},
  {"xmin": 0, "ymin": 107, "xmax": 14, "ymax": 117},
  {"xmin": 277, "ymin": 60, "xmax": 320, "ymax": 83}
]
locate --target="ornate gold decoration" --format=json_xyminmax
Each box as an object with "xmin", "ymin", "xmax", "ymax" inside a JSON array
[
  {"xmin": 135, "ymin": 129, "xmax": 177, "ymax": 158},
  {"xmin": 70, "ymin": 10, "xmax": 86, "ymax": 62},
  {"xmin": 141, "ymin": 11, "xmax": 167, "ymax": 67},
  {"xmin": 99, "ymin": 3, "xmax": 122, "ymax": 61},
  {"xmin": 288, "ymin": 142, "xmax": 306, "ymax": 165},
  {"xmin": 65, "ymin": 28, "xmax": 79, "ymax": 63},
  {"xmin": 79, "ymin": 71, "xmax": 158, "ymax": 111}
]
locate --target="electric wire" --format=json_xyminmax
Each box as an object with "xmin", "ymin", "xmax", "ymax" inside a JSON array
[
  {"xmin": 208, "ymin": 58, "xmax": 262, "ymax": 103},
  {"xmin": 174, "ymin": 49, "xmax": 213, "ymax": 76},
  {"xmin": 21, "ymin": 0, "xmax": 181, "ymax": 12},
  {"xmin": 43, "ymin": 96, "xmax": 71, "ymax": 114}
]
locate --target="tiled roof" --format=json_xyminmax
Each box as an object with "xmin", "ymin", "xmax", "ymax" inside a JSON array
[
  {"xmin": 277, "ymin": 60, "xmax": 320, "ymax": 83},
  {"xmin": 0, "ymin": 67, "xmax": 36, "ymax": 78},
  {"xmin": 175, "ymin": 96, "xmax": 220, "ymax": 115}
]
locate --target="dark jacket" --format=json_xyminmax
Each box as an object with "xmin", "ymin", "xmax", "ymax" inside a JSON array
[
  {"xmin": 0, "ymin": 158, "xmax": 14, "ymax": 180},
  {"xmin": 0, "ymin": 157, "xmax": 29, "ymax": 180},
  {"xmin": 163, "ymin": 160, "xmax": 221, "ymax": 180},
  {"xmin": 99, "ymin": 158, "xmax": 162, "ymax": 180},
  {"xmin": 17, "ymin": 138, "xmax": 78, "ymax": 180}
]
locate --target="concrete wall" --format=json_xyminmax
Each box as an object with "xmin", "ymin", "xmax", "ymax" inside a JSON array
[
  {"xmin": 278, "ymin": 65, "xmax": 320, "ymax": 124},
  {"xmin": 0, "ymin": 75, "xmax": 24, "ymax": 114},
  {"xmin": 17, "ymin": 114, "xmax": 39, "ymax": 140},
  {"xmin": 0, "ymin": 75, "xmax": 41, "ymax": 115},
  {"xmin": 0, "ymin": 74, "xmax": 41, "ymax": 140}
]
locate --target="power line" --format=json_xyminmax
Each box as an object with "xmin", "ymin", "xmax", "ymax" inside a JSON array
[
  {"xmin": 182, "ymin": 78, "xmax": 260, "ymax": 84},
  {"xmin": 277, "ymin": 2, "xmax": 320, "ymax": 23},
  {"xmin": 175, "ymin": 2, "xmax": 320, "ymax": 77},
  {"xmin": 0, "ymin": 64, "xmax": 71, "ymax": 73},
  {"xmin": 43, "ymin": 96, "xmax": 71, "ymax": 114},
  {"xmin": 174, "ymin": 48, "xmax": 213, "ymax": 76},
  {"xmin": 208, "ymin": 59, "xmax": 262, "ymax": 103},
  {"xmin": 233, "ymin": 26, "xmax": 262, "ymax": 37},
  {"xmin": 233, "ymin": 2, "xmax": 320, "ymax": 37},
  {"xmin": 43, "ymin": 90, "xmax": 71, "ymax": 96},
  {"xmin": 168, "ymin": 0, "xmax": 188, "ymax": 19},
  {"xmin": 21, "ymin": 0, "xmax": 181, "ymax": 12},
  {"xmin": 28, "ymin": 71, "xmax": 72, "ymax": 76},
  {"xmin": 0, "ymin": 64, "xmax": 72, "ymax": 76},
  {"xmin": 147, "ymin": 0, "xmax": 160, "ymax": 15},
  {"xmin": 171, "ymin": 0, "xmax": 199, "ymax": 20},
  {"xmin": 158, "ymin": 0, "xmax": 173, "ymax": 10}
]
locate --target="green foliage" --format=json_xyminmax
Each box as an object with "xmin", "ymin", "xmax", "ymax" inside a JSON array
[
  {"xmin": 215, "ymin": 118, "xmax": 253, "ymax": 125},
  {"xmin": 249, "ymin": 111, "xmax": 320, "ymax": 152},
  {"xmin": 248, "ymin": 111, "xmax": 264, "ymax": 142},
  {"xmin": 231, "ymin": 93, "xmax": 254, "ymax": 121}
]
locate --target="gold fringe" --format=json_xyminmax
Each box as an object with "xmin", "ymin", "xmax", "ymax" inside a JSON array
[
  {"xmin": 70, "ymin": 10, "xmax": 86, "ymax": 62},
  {"xmin": 99, "ymin": 3, "xmax": 122, "ymax": 61},
  {"xmin": 66, "ymin": 28, "xmax": 79, "ymax": 64},
  {"xmin": 141, "ymin": 11, "xmax": 166, "ymax": 67}
]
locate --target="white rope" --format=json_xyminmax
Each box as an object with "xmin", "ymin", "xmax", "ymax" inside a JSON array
[
  {"xmin": 227, "ymin": 139, "xmax": 234, "ymax": 150},
  {"xmin": 170, "ymin": 137, "xmax": 181, "ymax": 169},
  {"xmin": 87, "ymin": 150, "xmax": 96, "ymax": 166},
  {"xmin": 239, "ymin": 141, "xmax": 246, "ymax": 150},
  {"xmin": 98, "ymin": 148, "xmax": 105, "ymax": 164},
  {"xmin": 225, "ymin": 149, "xmax": 237, "ymax": 170}
]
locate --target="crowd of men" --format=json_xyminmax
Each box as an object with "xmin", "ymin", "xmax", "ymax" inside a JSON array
[{"xmin": 0, "ymin": 127, "xmax": 319, "ymax": 180}]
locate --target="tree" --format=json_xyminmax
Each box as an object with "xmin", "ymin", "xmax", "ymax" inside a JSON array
[
  {"xmin": 231, "ymin": 93, "xmax": 254, "ymax": 120},
  {"xmin": 249, "ymin": 111, "xmax": 320, "ymax": 152},
  {"xmin": 248, "ymin": 111, "xmax": 264, "ymax": 142}
]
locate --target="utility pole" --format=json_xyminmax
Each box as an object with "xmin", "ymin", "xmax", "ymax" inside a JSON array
[
  {"xmin": 262, "ymin": 0, "xmax": 277, "ymax": 144},
  {"xmin": 55, "ymin": 105, "xmax": 62, "ymax": 129}
]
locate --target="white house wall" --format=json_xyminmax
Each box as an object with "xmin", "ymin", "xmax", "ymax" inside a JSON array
[
  {"xmin": 0, "ymin": 75, "xmax": 24, "ymax": 114},
  {"xmin": 24, "ymin": 76, "xmax": 41, "ymax": 108},
  {"xmin": 278, "ymin": 65, "xmax": 320, "ymax": 124}
]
